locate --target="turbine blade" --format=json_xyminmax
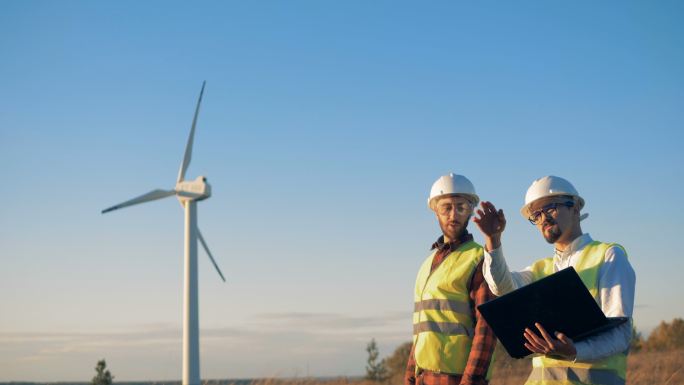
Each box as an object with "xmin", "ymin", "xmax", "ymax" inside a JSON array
[
  {"xmin": 177, "ymin": 81, "xmax": 206, "ymax": 184},
  {"xmin": 102, "ymin": 189, "xmax": 176, "ymax": 214},
  {"xmin": 198, "ymin": 228, "xmax": 226, "ymax": 282}
]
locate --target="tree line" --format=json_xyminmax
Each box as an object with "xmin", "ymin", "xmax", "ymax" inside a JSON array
[{"xmin": 631, "ymin": 318, "xmax": 684, "ymax": 352}]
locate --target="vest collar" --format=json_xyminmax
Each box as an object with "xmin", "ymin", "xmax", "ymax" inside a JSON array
[{"xmin": 431, "ymin": 231, "xmax": 474, "ymax": 252}]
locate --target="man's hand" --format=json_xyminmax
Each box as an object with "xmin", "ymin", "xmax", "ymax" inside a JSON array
[
  {"xmin": 473, "ymin": 201, "xmax": 506, "ymax": 251},
  {"xmin": 523, "ymin": 323, "xmax": 577, "ymax": 360}
]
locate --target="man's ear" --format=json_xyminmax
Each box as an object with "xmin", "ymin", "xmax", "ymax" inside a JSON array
[{"xmin": 573, "ymin": 203, "xmax": 581, "ymax": 219}]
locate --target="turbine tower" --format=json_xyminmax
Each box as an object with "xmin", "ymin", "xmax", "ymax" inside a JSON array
[{"xmin": 102, "ymin": 81, "xmax": 224, "ymax": 385}]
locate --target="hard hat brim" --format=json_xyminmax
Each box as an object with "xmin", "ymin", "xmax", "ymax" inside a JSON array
[{"xmin": 429, "ymin": 193, "xmax": 480, "ymax": 210}]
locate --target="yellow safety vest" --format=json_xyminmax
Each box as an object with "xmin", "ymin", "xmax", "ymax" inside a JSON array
[
  {"xmin": 413, "ymin": 241, "xmax": 493, "ymax": 378},
  {"xmin": 524, "ymin": 241, "xmax": 629, "ymax": 385}
]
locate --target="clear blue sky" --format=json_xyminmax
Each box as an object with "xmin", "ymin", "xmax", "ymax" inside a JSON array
[{"xmin": 1, "ymin": 0, "xmax": 683, "ymax": 381}]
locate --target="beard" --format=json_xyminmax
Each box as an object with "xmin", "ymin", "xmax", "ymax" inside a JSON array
[
  {"xmin": 542, "ymin": 220, "xmax": 563, "ymax": 244},
  {"xmin": 440, "ymin": 218, "xmax": 470, "ymax": 241}
]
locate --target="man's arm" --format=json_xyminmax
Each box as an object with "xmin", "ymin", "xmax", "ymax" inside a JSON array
[
  {"xmin": 573, "ymin": 245, "xmax": 636, "ymax": 361},
  {"xmin": 404, "ymin": 343, "xmax": 416, "ymax": 385},
  {"xmin": 483, "ymin": 247, "xmax": 535, "ymax": 296},
  {"xmin": 460, "ymin": 260, "xmax": 497, "ymax": 385},
  {"xmin": 474, "ymin": 201, "xmax": 535, "ymax": 296}
]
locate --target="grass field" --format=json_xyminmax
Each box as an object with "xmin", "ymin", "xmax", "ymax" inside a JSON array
[
  {"xmin": 489, "ymin": 348, "xmax": 684, "ymax": 385},
  {"xmin": 240, "ymin": 349, "xmax": 684, "ymax": 385}
]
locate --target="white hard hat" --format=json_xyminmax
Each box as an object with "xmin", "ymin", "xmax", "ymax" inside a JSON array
[
  {"xmin": 428, "ymin": 173, "xmax": 479, "ymax": 210},
  {"xmin": 520, "ymin": 176, "xmax": 585, "ymax": 219}
]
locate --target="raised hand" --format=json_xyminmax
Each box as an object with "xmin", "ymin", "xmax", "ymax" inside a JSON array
[{"xmin": 473, "ymin": 201, "xmax": 506, "ymax": 251}]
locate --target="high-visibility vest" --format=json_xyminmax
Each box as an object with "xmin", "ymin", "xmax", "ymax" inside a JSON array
[
  {"xmin": 413, "ymin": 241, "xmax": 492, "ymax": 378},
  {"xmin": 524, "ymin": 241, "xmax": 629, "ymax": 385}
]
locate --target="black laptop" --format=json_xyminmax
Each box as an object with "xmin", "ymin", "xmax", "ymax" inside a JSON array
[{"xmin": 477, "ymin": 267, "xmax": 629, "ymax": 358}]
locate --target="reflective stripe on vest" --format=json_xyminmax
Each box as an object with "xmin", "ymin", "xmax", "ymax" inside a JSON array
[
  {"xmin": 412, "ymin": 241, "xmax": 485, "ymax": 376},
  {"xmin": 413, "ymin": 321, "xmax": 473, "ymax": 337},
  {"xmin": 525, "ymin": 241, "xmax": 628, "ymax": 385},
  {"xmin": 414, "ymin": 298, "xmax": 472, "ymax": 314}
]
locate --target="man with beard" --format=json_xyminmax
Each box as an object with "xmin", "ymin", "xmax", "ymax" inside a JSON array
[
  {"xmin": 405, "ymin": 173, "xmax": 496, "ymax": 385},
  {"xmin": 473, "ymin": 176, "xmax": 636, "ymax": 385}
]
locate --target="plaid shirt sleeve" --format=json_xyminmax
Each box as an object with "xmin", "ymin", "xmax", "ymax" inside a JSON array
[
  {"xmin": 404, "ymin": 342, "xmax": 417, "ymax": 385},
  {"xmin": 460, "ymin": 260, "xmax": 497, "ymax": 385}
]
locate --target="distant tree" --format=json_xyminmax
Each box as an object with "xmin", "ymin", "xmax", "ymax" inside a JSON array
[
  {"xmin": 630, "ymin": 323, "xmax": 644, "ymax": 352},
  {"xmin": 382, "ymin": 341, "xmax": 412, "ymax": 385},
  {"xmin": 366, "ymin": 338, "xmax": 388, "ymax": 382},
  {"xmin": 644, "ymin": 318, "xmax": 684, "ymax": 351},
  {"xmin": 92, "ymin": 359, "xmax": 114, "ymax": 385}
]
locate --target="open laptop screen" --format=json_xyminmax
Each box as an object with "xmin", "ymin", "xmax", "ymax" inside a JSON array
[{"xmin": 477, "ymin": 267, "xmax": 628, "ymax": 358}]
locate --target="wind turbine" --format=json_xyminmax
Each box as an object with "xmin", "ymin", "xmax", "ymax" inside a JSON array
[{"xmin": 102, "ymin": 81, "xmax": 225, "ymax": 385}]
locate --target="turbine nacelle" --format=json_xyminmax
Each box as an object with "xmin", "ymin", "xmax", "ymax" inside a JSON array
[{"xmin": 176, "ymin": 176, "xmax": 211, "ymax": 202}]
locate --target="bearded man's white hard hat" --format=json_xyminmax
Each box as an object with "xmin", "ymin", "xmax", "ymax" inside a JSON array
[
  {"xmin": 428, "ymin": 173, "xmax": 479, "ymax": 210},
  {"xmin": 520, "ymin": 175, "xmax": 586, "ymax": 219}
]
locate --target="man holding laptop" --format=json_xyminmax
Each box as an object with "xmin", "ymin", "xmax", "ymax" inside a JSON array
[{"xmin": 473, "ymin": 176, "xmax": 636, "ymax": 385}]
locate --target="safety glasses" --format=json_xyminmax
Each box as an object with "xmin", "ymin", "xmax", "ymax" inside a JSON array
[{"xmin": 528, "ymin": 201, "xmax": 574, "ymax": 225}]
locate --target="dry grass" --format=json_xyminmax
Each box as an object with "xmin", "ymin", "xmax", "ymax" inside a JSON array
[
  {"xmin": 626, "ymin": 349, "xmax": 684, "ymax": 385},
  {"xmin": 490, "ymin": 348, "xmax": 684, "ymax": 385},
  {"xmin": 488, "ymin": 350, "xmax": 530, "ymax": 385},
  {"xmin": 489, "ymin": 348, "xmax": 684, "ymax": 385},
  {"xmin": 222, "ymin": 349, "xmax": 684, "ymax": 385},
  {"xmin": 490, "ymin": 349, "xmax": 684, "ymax": 385},
  {"xmin": 221, "ymin": 379, "xmax": 379, "ymax": 385}
]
